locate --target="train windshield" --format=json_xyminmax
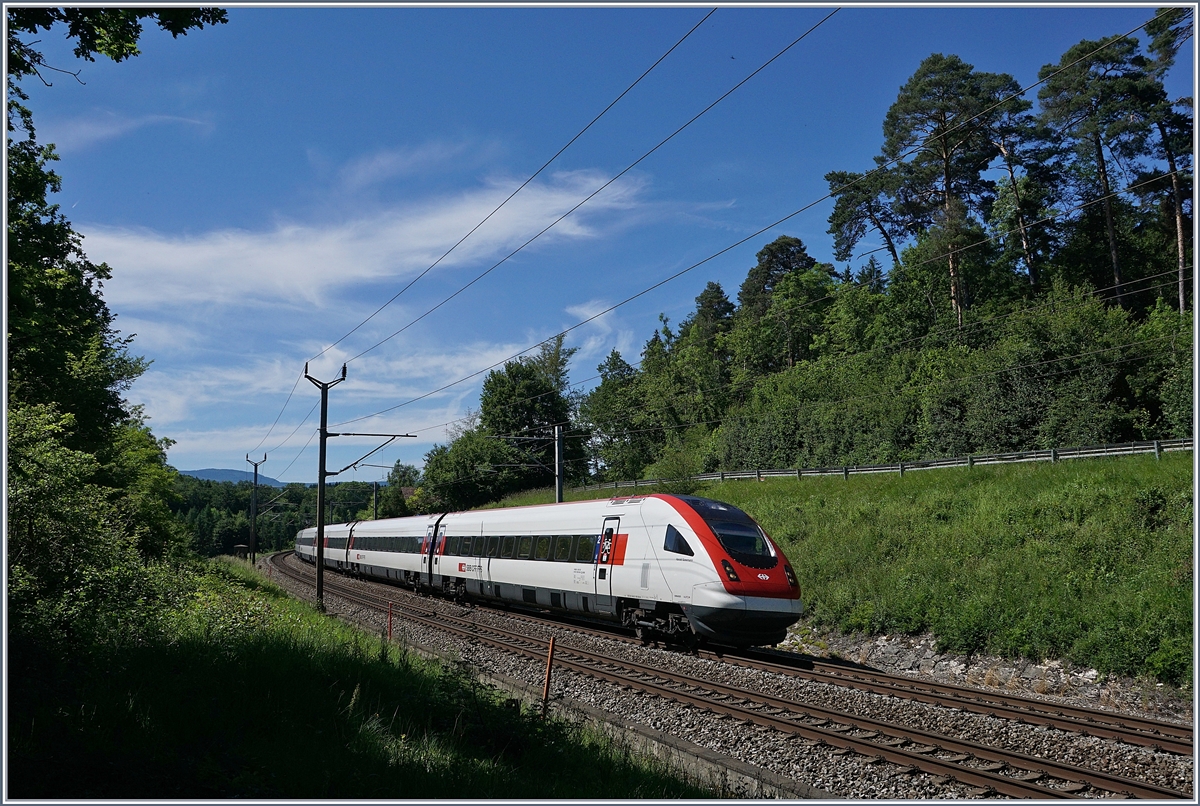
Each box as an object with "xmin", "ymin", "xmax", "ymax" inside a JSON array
[{"xmin": 677, "ymin": 496, "xmax": 778, "ymax": 569}]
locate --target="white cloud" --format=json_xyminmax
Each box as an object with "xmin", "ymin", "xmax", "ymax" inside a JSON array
[
  {"xmin": 41, "ymin": 109, "xmax": 210, "ymax": 152},
  {"xmin": 564, "ymin": 298, "xmax": 635, "ymax": 366},
  {"xmin": 338, "ymin": 140, "xmax": 486, "ymax": 190},
  {"xmin": 86, "ymin": 169, "xmax": 648, "ymax": 311}
]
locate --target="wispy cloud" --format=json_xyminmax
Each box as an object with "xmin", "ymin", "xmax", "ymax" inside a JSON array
[
  {"xmin": 337, "ymin": 140, "xmax": 489, "ymax": 190},
  {"xmin": 565, "ymin": 298, "xmax": 635, "ymax": 365},
  {"xmin": 87, "ymin": 169, "xmax": 648, "ymax": 311},
  {"xmin": 40, "ymin": 109, "xmax": 210, "ymax": 152}
]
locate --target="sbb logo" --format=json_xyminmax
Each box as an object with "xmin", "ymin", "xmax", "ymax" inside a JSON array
[{"xmin": 459, "ymin": 562, "xmax": 466, "ymax": 572}]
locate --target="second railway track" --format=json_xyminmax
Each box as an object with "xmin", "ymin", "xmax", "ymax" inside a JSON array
[{"xmin": 268, "ymin": 551, "xmax": 1194, "ymax": 800}]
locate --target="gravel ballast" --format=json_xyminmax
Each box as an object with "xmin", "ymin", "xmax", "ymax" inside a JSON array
[{"xmin": 264, "ymin": 555, "xmax": 1194, "ymax": 799}]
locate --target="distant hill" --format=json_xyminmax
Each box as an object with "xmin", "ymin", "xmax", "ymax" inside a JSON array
[{"xmin": 179, "ymin": 468, "xmax": 286, "ymax": 487}]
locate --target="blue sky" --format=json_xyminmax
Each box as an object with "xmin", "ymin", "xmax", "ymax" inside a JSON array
[{"xmin": 21, "ymin": 4, "xmax": 1193, "ymax": 483}]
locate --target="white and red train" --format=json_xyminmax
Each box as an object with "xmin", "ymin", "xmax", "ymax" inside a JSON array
[{"xmin": 294, "ymin": 493, "xmax": 802, "ymax": 647}]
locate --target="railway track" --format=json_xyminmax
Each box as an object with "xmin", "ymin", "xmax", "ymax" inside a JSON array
[{"xmin": 267, "ymin": 552, "xmax": 1191, "ymax": 799}]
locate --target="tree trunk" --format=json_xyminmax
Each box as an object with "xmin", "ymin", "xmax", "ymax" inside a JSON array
[
  {"xmin": 1157, "ymin": 120, "xmax": 1188, "ymax": 312},
  {"xmin": 943, "ymin": 160, "xmax": 963, "ymax": 328},
  {"xmin": 997, "ymin": 140, "xmax": 1037, "ymax": 288},
  {"xmin": 1093, "ymin": 129, "xmax": 1123, "ymax": 303},
  {"xmin": 866, "ymin": 207, "xmax": 902, "ymax": 269}
]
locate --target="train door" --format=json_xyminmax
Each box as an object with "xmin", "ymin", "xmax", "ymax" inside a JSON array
[
  {"xmin": 430, "ymin": 523, "xmax": 447, "ymax": 587},
  {"xmin": 421, "ymin": 525, "xmax": 434, "ymax": 584},
  {"xmin": 347, "ymin": 522, "xmax": 360, "ymax": 573},
  {"xmin": 595, "ymin": 517, "xmax": 620, "ymax": 606}
]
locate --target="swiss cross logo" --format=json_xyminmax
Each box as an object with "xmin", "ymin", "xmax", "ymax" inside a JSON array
[{"xmin": 459, "ymin": 562, "xmax": 466, "ymax": 572}]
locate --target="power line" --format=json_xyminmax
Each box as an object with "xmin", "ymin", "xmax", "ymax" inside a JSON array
[
  {"xmin": 329, "ymin": 161, "xmax": 1181, "ymax": 433},
  {"xmin": 430, "ymin": 331, "xmax": 1188, "ymax": 495},
  {"xmin": 248, "ymin": 9, "xmax": 716, "ymax": 456},
  {"xmin": 310, "ymin": 8, "xmax": 719, "ymax": 365},
  {"xmin": 341, "ymin": 8, "xmax": 841, "ymax": 365},
  {"xmin": 260, "ymin": 9, "xmax": 1177, "ymax": 463}
]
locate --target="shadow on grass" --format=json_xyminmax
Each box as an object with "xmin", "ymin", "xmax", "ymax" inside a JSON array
[{"xmin": 8, "ymin": 575, "xmax": 705, "ymax": 799}]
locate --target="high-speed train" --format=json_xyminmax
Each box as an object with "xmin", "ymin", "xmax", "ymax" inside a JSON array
[{"xmin": 294, "ymin": 493, "xmax": 802, "ymax": 647}]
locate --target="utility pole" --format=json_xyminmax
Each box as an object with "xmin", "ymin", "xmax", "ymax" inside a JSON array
[
  {"xmin": 246, "ymin": 453, "xmax": 266, "ymax": 565},
  {"xmin": 373, "ymin": 480, "xmax": 379, "ymax": 520},
  {"xmin": 304, "ymin": 362, "xmax": 346, "ymax": 610},
  {"xmin": 554, "ymin": 424, "xmax": 564, "ymax": 503}
]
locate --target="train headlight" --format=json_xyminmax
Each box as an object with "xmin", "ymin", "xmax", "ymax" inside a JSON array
[
  {"xmin": 783, "ymin": 564, "xmax": 797, "ymax": 588},
  {"xmin": 721, "ymin": 559, "xmax": 740, "ymax": 582}
]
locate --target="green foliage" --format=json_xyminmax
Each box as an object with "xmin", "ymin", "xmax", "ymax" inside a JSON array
[
  {"xmin": 8, "ymin": 560, "xmax": 707, "ymax": 798},
  {"xmin": 642, "ymin": 427, "xmax": 714, "ymax": 494},
  {"xmin": 6, "ymin": 5, "xmax": 228, "ymax": 664},
  {"xmin": 418, "ymin": 429, "xmax": 525, "ymax": 512},
  {"xmin": 579, "ymin": 349, "xmax": 660, "ymax": 481},
  {"xmin": 376, "ymin": 460, "xmax": 419, "ymax": 518}
]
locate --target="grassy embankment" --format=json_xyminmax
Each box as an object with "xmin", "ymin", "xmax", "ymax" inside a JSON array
[
  {"xmin": 498, "ymin": 453, "xmax": 1193, "ymax": 685},
  {"xmin": 7, "ymin": 558, "xmax": 708, "ymax": 799}
]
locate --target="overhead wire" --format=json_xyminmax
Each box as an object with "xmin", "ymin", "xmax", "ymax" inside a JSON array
[
  {"xmin": 377, "ymin": 267, "xmax": 1190, "ymax": 495},
  {"xmin": 264, "ymin": 9, "xmax": 1180, "ymax": 475},
  {"xmin": 411, "ymin": 337, "xmax": 1188, "ymax": 496},
  {"xmin": 310, "ymin": 7, "xmax": 719, "ymax": 364},
  {"xmin": 245, "ymin": 8, "xmax": 717, "ymax": 457},
  {"xmin": 330, "ymin": 155, "xmax": 1181, "ymax": 432},
  {"xmin": 341, "ymin": 7, "xmax": 842, "ymax": 365}
]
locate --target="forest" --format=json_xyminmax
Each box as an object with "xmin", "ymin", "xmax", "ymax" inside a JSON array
[
  {"xmin": 8, "ymin": 9, "xmax": 1193, "ymax": 560},
  {"xmin": 406, "ymin": 12, "xmax": 1193, "ymax": 513}
]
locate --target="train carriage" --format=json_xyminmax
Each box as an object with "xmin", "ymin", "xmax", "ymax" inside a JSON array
[{"xmin": 295, "ymin": 493, "xmax": 802, "ymax": 647}]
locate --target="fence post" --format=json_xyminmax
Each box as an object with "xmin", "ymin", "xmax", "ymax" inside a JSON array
[
  {"xmin": 843, "ymin": 466, "xmax": 849, "ymax": 481},
  {"xmin": 899, "ymin": 462, "xmax": 905, "ymax": 477},
  {"xmin": 967, "ymin": 455, "xmax": 973, "ymax": 470},
  {"xmin": 633, "ymin": 478, "xmax": 638, "ymax": 488},
  {"xmin": 756, "ymin": 469, "xmax": 762, "ymax": 482},
  {"xmin": 796, "ymin": 468, "xmax": 802, "ymax": 480},
  {"xmin": 720, "ymin": 470, "xmax": 725, "ymax": 482},
  {"xmin": 541, "ymin": 636, "xmax": 557, "ymax": 715},
  {"xmin": 1051, "ymin": 448, "xmax": 1058, "ymax": 463},
  {"xmin": 1154, "ymin": 439, "xmax": 1162, "ymax": 460}
]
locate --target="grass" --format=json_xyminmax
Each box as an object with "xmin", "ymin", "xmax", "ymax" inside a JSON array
[
  {"xmin": 499, "ymin": 453, "xmax": 1193, "ymax": 684},
  {"xmin": 7, "ymin": 558, "xmax": 709, "ymax": 799}
]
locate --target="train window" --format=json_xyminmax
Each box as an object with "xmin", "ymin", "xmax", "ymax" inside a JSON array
[
  {"xmin": 501, "ymin": 536, "xmax": 516, "ymax": 558},
  {"xmin": 708, "ymin": 521, "xmax": 776, "ymax": 568},
  {"xmin": 442, "ymin": 535, "xmax": 458, "ymax": 555},
  {"xmin": 575, "ymin": 534, "xmax": 598, "ymax": 563},
  {"xmin": 678, "ymin": 495, "xmax": 778, "ymax": 569},
  {"xmin": 486, "ymin": 536, "xmax": 500, "ymax": 557},
  {"xmin": 472, "ymin": 536, "xmax": 486, "ymax": 557},
  {"xmin": 534, "ymin": 536, "xmax": 551, "ymax": 561},
  {"xmin": 459, "ymin": 537, "xmax": 473, "ymax": 556},
  {"xmin": 517, "ymin": 536, "xmax": 534, "ymax": 559},
  {"xmin": 553, "ymin": 535, "xmax": 574, "ymax": 562},
  {"xmin": 664, "ymin": 525, "xmax": 694, "ymax": 556}
]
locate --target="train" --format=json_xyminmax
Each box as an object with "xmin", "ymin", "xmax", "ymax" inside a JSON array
[{"xmin": 294, "ymin": 493, "xmax": 802, "ymax": 648}]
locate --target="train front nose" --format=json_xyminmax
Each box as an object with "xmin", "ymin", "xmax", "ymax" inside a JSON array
[{"xmin": 686, "ymin": 583, "xmax": 803, "ymax": 647}]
